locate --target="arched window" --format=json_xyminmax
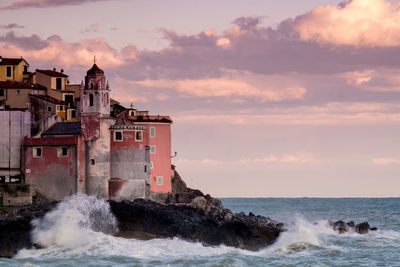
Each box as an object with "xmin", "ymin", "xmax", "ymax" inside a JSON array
[
  {"xmin": 89, "ymin": 93, "xmax": 94, "ymax": 106},
  {"xmin": 98, "ymin": 81, "xmax": 101, "ymax": 89},
  {"xmin": 90, "ymin": 83, "xmax": 94, "ymax": 89}
]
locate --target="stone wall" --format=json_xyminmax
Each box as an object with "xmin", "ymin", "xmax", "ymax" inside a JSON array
[{"xmin": 0, "ymin": 184, "xmax": 32, "ymax": 207}]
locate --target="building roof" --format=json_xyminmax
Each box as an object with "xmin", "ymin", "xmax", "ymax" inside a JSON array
[
  {"xmin": 42, "ymin": 122, "xmax": 81, "ymax": 136},
  {"xmin": 87, "ymin": 64, "xmax": 104, "ymax": 76},
  {"xmin": 36, "ymin": 69, "xmax": 68, "ymax": 78},
  {"xmin": 29, "ymin": 94, "xmax": 66, "ymax": 105},
  {"xmin": 129, "ymin": 116, "xmax": 173, "ymax": 124},
  {"xmin": 0, "ymin": 57, "xmax": 28, "ymax": 66},
  {"xmin": 0, "ymin": 81, "xmax": 46, "ymax": 89},
  {"xmin": 110, "ymin": 118, "xmax": 146, "ymax": 130}
]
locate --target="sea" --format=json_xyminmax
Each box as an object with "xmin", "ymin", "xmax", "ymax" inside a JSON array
[{"xmin": 1, "ymin": 195, "xmax": 399, "ymax": 267}]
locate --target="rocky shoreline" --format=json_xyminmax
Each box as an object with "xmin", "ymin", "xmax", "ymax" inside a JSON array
[{"xmin": 0, "ymin": 169, "xmax": 379, "ymax": 258}]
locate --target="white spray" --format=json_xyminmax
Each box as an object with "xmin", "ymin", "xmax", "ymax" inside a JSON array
[{"xmin": 30, "ymin": 194, "xmax": 118, "ymax": 249}]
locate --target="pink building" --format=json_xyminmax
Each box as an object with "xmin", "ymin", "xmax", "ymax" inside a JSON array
[{"xmin": 118, "ymin": 110, "xmax": 173, "ymax": 193}]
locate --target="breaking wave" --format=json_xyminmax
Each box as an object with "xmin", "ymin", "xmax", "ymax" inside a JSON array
[
  {"xmin": 27, "ymin": 194, "xmax": 117, "ymax": 249},
  {"xmin": 13, "ymin": 196, "xmax": 400, "ymax": 265}
]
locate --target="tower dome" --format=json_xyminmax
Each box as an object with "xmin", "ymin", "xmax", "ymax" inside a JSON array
[{"xmin": 87, "ymin": 63, "xmax": 104, "ymax": 76}]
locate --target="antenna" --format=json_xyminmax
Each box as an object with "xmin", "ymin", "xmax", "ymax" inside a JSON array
[{"xmin": 94, "ymin": 55, "xmax": 96, "ymax": 64}]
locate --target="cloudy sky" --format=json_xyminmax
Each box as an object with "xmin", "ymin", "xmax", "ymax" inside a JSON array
[{"xmin": 1, "ymin": 0, "xmax": 400, "ymax": 197}]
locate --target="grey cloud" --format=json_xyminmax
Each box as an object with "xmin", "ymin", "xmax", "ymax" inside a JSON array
[
  {"xmin": 233, "ymin": 16, "xmax": 262, "ymax": 30},
  {"xmin": 0, "ymin": 23, "xmax": 24, "ymax": 29},
  {"xmin": 0, "ymin": 0, "xmax": 110, "ymax": 10},
  {"xmin": 0, "ymin": 31, "xmax": 48, "ymax": 50}
]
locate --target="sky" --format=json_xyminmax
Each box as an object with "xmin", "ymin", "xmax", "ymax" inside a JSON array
[{"xmin": 1, "ymin": 0, "xmax": 400, "ymax": 197}]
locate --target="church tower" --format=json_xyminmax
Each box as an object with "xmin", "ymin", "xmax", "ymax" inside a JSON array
[
  {"xmin": 81, "ymin": 59, "xmax": 110, "ymax": 116},
  {"xmin": 81, "ymin": 59, "xmax": 110, "ymax": 141},
  {"xmin": 81, "ymin": 58, "xmax": 112, "ymax": 198}
]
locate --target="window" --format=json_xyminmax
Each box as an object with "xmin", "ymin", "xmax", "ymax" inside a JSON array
[
  {"xmin": 114, "ymin": 131, "xmax": 123, "ymax": 141},
  {"xmin": 130, "ymin": 110, "xmax": 136, "ymax": 116},
  {"xmin": 6, "ymin": 66, "xmax": 12, "ymax": 78},
  {"xmin": 150, "ymin": 145, "xmax": 156, "ymax": 154},
  {"xmin": 57, "ymin": 147, "xmax": 68, "ymax": 157},
  {"xmin": 150, "ymin": 161, "xmax": 153, "ymax": 169},
  {"xmin": 157, "ymin": 176, "xmax": 163, "ymax": 185},
  {"xmin": 71, "ymin": 109, "xmax": 76, "ymax": 118},
  {"xmin": 33, "ymin": 147, "xmax": 42, "ymax": 158},
  {"xmin": 144, "ymin": 165, "xmax": 147, "ymax": 173},
  {"xmin": 0, "ymin": 89, "xmax": 4, "ymax": 97},
  {"xmin": 135, "ymin": 131, "xmax": 143, "ymax": 141},
  {"xmin": 16, "ymin": 89, "xmax": 20, "ymax": 95},
  {"xmin": 57, "ymin": 105, "xmax": 64, "ymax": 112},
  {"xmin": 47, "ymin": 106, "xmax": 52, "ymax": 112},
  {"xmin": 23, "ymin": 65, "xmax": 28, "ymax": 73},
  {"xmin": 89, "ymin": 94, "xmax": 94, "ymax": 106},
  {"xmin": 90, "ymin": 83, "xmax": 94, "ymax": 89},
  {"xmin": 64, "ymin": 95, "xmax": 73, "ymax": 106},
  {"xmin": 150, "ymin": 127, "xmax": 155, "ymax": 138},
  {"xmin": 91, "ymin": 159, "xmax": 95, "ymax": 165},
  {"xmin": 56, "ymin": 78, "xmax": 62, "ymax": 90},
  {"xmin": 98, "ymin": 81, "xmax": 101, "ymax": 89}
]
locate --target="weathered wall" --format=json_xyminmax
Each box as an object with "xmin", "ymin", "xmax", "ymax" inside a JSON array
[
  {"xmin": 0, "ymin": 111, "xmax": 31, "ymax": 177},
  {"xmin": 24, "ymin": 136, "xmax": 78, "ymax": 200},
  {"xmin": 1, "ymin": 88, "xmax": 32, "ymax": 109},
  {"xmin": 0, "ymin": 184, "xmax": 32, "ymax": 207},
  {"xmin": 109, "ymin": 179, "xmax": 146, "ymax": 201},
  {"xmin": 109, "ymin": 130, "xmax": 150, "ymax": 199},
  {"xmin": 85, "ymin": 117, "xmax": 113, "ymax": 198}
]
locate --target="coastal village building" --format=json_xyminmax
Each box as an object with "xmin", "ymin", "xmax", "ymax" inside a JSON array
[{"xmin": 0, "ymin": 56, "xmax": 173, "ymax": 205}]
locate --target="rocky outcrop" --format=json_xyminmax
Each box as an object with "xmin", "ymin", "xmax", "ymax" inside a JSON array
[
  {"xmin": 150, "ymin": 166, "xmax": 223, "ymax": 210},
  {"xmin": 0, "ymin": 197, "xmax": 283, "ymax": 257},
  {"xmin": 329, "ymin": 220, "xmax": 378, "ymax": 234},
  {"xmin": 109, "ymin": 198, "xmax": 284, "ymax": 251},
  {"xmin": 0, "ymin": 202, "xmax": 57, "ymax": 258}
]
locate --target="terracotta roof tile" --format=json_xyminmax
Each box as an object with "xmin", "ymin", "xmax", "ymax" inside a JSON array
[
  {"xmin": 36, "ymin": 69, "xmax": 68, "ymax": 77},
  {"xmin": 29, "ymin": 94, "xmax": 66, "ymax": 105},
  {"xmin": 0, "ymin": 81, "xmax": 46, "ymax": 89},
  {"xmin": 0, "ymin": 57, "xmax": 27, "ymax": 66}
]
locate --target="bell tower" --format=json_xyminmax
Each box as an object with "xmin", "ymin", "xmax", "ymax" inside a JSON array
[
  {"xmin": 81, "ymin": 57, "xmax": 110, "ymax": 116},
  {"xmin": 81, "ymin": 58, "xmax": 110, "ymax": 141}
]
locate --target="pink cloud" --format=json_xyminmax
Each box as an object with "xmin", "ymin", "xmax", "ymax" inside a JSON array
[
  {"xmin": 173, "ymin": 102, "xmax": 400, "ymax": 126},
  {"xmin": 294, "ymin": 0, "xmax": 400, "ymax": 47},
  {"xmin": 372, "ymin": 157, "xmax": 400, "ymax": 165},
  {"xmin": 0, "ymin": 32, "xmax": 123, "ymax": 69},
  {"xmin": 126, "ymin": 77, "xmax": 306, "ymax": 102}
]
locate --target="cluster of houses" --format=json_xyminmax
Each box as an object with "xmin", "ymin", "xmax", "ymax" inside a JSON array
[{"xmin": 0, "ymin": 56, "xmax": 173, "ymax": 206}]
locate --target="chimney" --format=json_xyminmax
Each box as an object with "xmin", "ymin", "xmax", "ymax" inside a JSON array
[
  {"xmin": 0, "ymin": 56, "xmax": 2, "ymax": 63},
  {"xmin": 53, "ymin": 67, "xmax": 56, "ymax": 71},
  {"xmin": 60, "ymin": 69, "xmax": 64, "ymax": 74}
]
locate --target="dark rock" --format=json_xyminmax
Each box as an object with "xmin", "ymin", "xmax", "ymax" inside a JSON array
[
  {"xmin": 347, "ymin": 221, "xmax": 355, "ymax": 228},
  {"xmin": 109, "ymin": 199, "xmax": 283, "ymax": 251},
  {"xmin": 0, "ymin": 202, "xmax": 58, "ymax": 258},
  {"xmin": 355, "ymin": 222, "xmax": 371, "ymax": 234},
  {"xmin": 333, "ymin": 220, "xmax": 350, "ymax": 233},
  {"xmin": 330, "ymin": 220, "xmax": 377, "ymax": 234},
  {"xmin": 0, "ymin": 198, "xmax": 283, "ymax": 257}
]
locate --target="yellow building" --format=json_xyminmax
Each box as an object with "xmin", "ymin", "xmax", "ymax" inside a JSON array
[
  {"xmin": 0, "ymin": 56, "xmax": 30, "ymax": 82},
  {"xmin": 33, "ymin": 69, "xmax": 75, "ymax": 107}
]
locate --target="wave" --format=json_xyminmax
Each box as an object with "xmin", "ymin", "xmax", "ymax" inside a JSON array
[{"xmin": 14, "ymin": 195, "xmax": 400, "ymax": 261}]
